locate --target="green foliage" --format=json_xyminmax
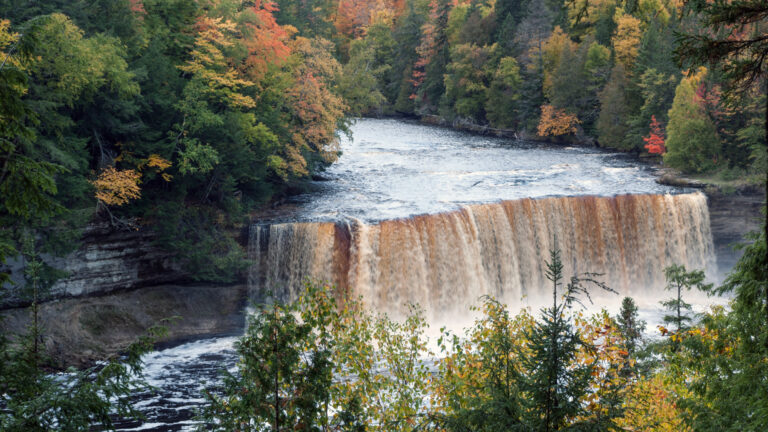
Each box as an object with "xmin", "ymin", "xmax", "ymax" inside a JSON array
[
  {"xmin": 1, "ymin": 1, "xmax": 350, "ymax": 284},
  {"xmin": 664, "ymin": 74, "xmax": 721, "ymax": 173},
  {"xmin": 338, "ymin": 38, "xmax": 388, "ymax": 116},
  {"xmin": 200, "ymin": 293, "xmax": 335, "ymax": 430},
  {"xmin": 0, "ymin": 323, "xmax": 166, "ymax": 431},
  {"xmin": 433, "ymin": 297, "xmax": 529, "ymax": 431},
  {"xmin": 443, "ymin": 43, "xmax": 495, "ymax": 121},
  {"xmin": 661, "ymin": 264, "xmax": 712, "ymax": 336},
  {"xmin": 521, "ymin": 248, "xmax": 597, "ymax": 430},
  {"xmin": 203, "ymin": 282, "xmax": 434, "ymax": 430},
  {"xmin": 615, "ymin": 296, "xmax": 645, "ymax": 358},
  {"xmin": 0, "ymin": 252, "xmax": 168, "ymax": 431},
  {"xmin": 597, "ymin": 65, "xmax": 633, "ymax": 150},
  {"xmin": 486, "ymin": 56, "xmax": 522, "ymax": 128}
]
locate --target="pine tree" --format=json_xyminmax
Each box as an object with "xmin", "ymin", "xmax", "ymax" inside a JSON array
[
  {"xmin": 616, "ymin": 297, "xmax": 645, "ymax": 357},
  {"xmin": 521, "ymin": 245, "xmax": 615, "ymax": 431},
  {"xmin": 660, "ymin": 264, "xmax": 712, "ymax": 342}
]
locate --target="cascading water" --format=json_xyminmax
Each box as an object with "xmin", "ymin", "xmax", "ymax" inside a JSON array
[
  {"xmin": 248, "ymin": 192, "xmax": 715, "ymax": 320},
  {"xmin": 119, "ymin": 119, "xmax": 721, "ymax": 430}
]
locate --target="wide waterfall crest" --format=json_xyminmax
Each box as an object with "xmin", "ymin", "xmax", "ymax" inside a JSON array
[{"xmin": 248, "ymin": 192, "xmax": 715, "ymax": 320}]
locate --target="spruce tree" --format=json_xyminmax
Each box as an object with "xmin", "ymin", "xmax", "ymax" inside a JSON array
[
  {"xmin": 616, "ymin": 297, "xmax": 645, "ymax": 357},
  {"xmin": 521, "ymin": 246, "xmax": 615, "ymax": 431},
  {"xmin": 201, "ymin": 299, "xmax": 335, "ymax": 431},
  {"xmin": 660, "ymin": 264, "xmax": 712, "ymax": 340}
]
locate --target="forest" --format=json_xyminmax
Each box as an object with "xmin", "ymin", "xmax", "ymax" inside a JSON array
[
  {"xmin": 0, "ymin": 0, "xmax": 765, "ymax": 285},
  {"xmin": 0, "ymin": 0, "xmax": 767, "ymax": 430}
]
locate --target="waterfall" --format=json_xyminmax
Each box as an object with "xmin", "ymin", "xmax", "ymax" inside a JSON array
[{"xmin": 248, "ymin": 192, "xmax": 715, "ymax": 319}]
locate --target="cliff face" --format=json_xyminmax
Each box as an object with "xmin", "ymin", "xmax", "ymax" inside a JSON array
[
  {"xmin": 2, "ymin": 223, "xmax": 190, "ymax": 309},
  {"xmin": 707, "ymin": 189, "xmax": 766, "ymax": 276},
  {"xmin": 0, "ymin": 284, "xmax": 247, "ymax": 367}
]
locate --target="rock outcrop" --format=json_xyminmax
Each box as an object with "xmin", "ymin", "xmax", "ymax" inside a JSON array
[
  {"xmin": 0, "ymin": 284, "xmax": 247, "ymax": 367},
  {"xmin": 2, "ymin": 223, "xmax": 190, "ymax": 309}
]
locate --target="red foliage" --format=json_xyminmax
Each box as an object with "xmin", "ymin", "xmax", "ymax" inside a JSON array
[
  {"xmin": 643, "ymin": 115, "xmax": 666, "ymax": 155},
  {"xmin": 129, "ymin": 0, "xmax": 146, "ymax": 16}
]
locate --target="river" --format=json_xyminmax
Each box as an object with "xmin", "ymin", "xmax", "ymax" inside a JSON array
[{"xmin": 114, "ymin": 118, "xmax": 716, "ymax": 431}]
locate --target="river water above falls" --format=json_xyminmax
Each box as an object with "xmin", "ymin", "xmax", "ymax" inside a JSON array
[
  {"xmin": 267, "ymin": 118, "xmax": 680, "ymax": 222},
  {"xmin": 118, "ymin": 119, "xmax": 716, "ymax": 431}
]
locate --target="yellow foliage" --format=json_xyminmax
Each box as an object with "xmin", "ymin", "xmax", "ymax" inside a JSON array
[
  {"xmin": 92, "ymin": 167, "xmax": 142, "ymax": 206},
  {"xmin": 617, "ymin": 375, "xmax": 690, "ymax": 431},
  {"xmin": 145, "ymin": 154, "xmax": 173, "ymax": 181},
  {"xmin": 537, "ymin": 105, "xmax": 580, "ymax": 137},
  {"xmin": 538, "ymin": 27, "xmax": 575, "ymax": 97},
  {"xmin": 613, "ymin": 13, "xmax": 643, "ymax": 70}
]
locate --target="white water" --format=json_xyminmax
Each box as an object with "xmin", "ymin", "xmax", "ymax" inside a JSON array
[{"xmin": 118, "ymin": 119, "xmax": 718, "ymax": 431}]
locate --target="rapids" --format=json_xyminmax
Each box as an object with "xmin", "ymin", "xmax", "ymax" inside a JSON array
[{"xmin": 117, "ymin": 118, "xmax": 716, "ymax": 431}]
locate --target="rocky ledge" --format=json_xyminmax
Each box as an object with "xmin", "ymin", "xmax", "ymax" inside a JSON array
[
  {"xmin": 0, "ymin": 284, "xmax": 247, "ymax": 367},
  {"xmin": 2, "ymin": 222, "xmax": 192, "ymax": 309}
]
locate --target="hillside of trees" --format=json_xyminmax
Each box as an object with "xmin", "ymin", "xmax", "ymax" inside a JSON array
[
  {"xmin": 1, "ymin": 0, "xmax": 765, "ymax": 284},
  {"xmin": 319, "ymin": 0, "xmax": 765, "ymax": 177},
  {"xmin": 0, "ymin": 0, "xmax": 348, "ymax": 283}
]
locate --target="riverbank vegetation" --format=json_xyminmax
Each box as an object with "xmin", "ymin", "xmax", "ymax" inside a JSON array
[
  {"xmin": 0, "ymin": 0, "xmax": 765, "ymax": 287},
  {"xmin": 201, "ymin": 234, "xmax": 767, "ymax": 431},
  {"xmin": 0, "ymin": 0, "xmax": 348, "ymax": 283},
  {"xmin": 321, "ymin": 0, "xmax": 766, "ymax": 180}
]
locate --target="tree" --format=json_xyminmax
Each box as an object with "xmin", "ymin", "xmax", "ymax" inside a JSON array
[
  {"xmin": 615, "ymin": 296, "xmax": 645, "ymax": 358},
  {"xmin": 520, "ymin": 246, "xmax": 615, "ymax": 431},
  {"xmin": 677, "ymin": 231, "xmax": 768, "ymax": 431},
  {"xmin": 91, "ymin": 167, "xmax": 142, "ymax": 207},
  {"xmin": 664, "ymin": 70, "xmax": 721, "ymax": 173},
  {"xmin": 413, "ymin": 0, "xmax": 452, "ymax": 112},
  {"xmin": 537, "ymin": 104, "xmax": 580, "ymax": 137},
  {"xmin": 660, "ymin": 264, "xmax": 712, "ymax": 339},
  {"xmin": 486, "ymin": 56, "xmax": 523, "ymax": 128},
  {"xmin": 337, "ymin": 37, "xmax": 388, "ymax": 116},
  {"xmin": 643, "ymin": 115, "xmax": 666, "ymax": 154},
  {"xmin": 433, "ymin": 297, "xmax": 532, "ymax": 431},
  {"xmin": 200, "ymin": 292, "xmax": 335, "ymax": 431},
  {"xmin": 612, "ymin": 13, "xmax": 642, "ymax": 71},
  {"xmin": 597, "ymin": 65, "xmax": 633, "ymax": 150},
  {"xmin": 442, "ymin": 43, "xmax": 495, "ymax": 121},
  {"xmin": 675, "ymin": 0, "xmax": 768, "ymax": 235}
]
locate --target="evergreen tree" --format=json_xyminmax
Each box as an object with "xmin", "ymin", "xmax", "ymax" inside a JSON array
[
  {"xmin": 521, "ymin": 246, "xmax": 614, "ymax": 431},
  {"xmin": 486, "ymin": 56, "xmax": 523, "ymax": 128},
  {"xmin": 661, "ymin": 264, "xmax": 712, "ymax": 340},
  {"xmin": 678, "ymin": 231, "xmax": 768, "ymax": 431},
  {"xmin": 201, "ymin": 299, "xmax": 335, "ymax": 431},
  {"xmin": 597, "ymin": 65, "xmax": 633, "ymax": 150},
  {"xmin": 616, "ymin": 297, "xmax": 645, "ymax": 358}
]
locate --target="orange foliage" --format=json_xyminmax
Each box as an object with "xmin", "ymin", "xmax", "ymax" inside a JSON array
[
  {"xmin": 537, "ymin": 105, "xmax": 580, "ymax": 137},
  {"xmin": 284, "ymin": 37, "xmax": 346, "ymax": 177},
  {"xmin": 335, "ymin": 0, "xmax": 405, "ymax": 37},
  {"xmin": 92, "ymin": 167, "xmax": 142, "ymax": 206},
  {"xmin": 238, "ymin": 0, "xmax": 293, "ymax": 80},
  {"xmin": 643, "ymin": 115, "xmax": 666, "ymax": 154}
]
